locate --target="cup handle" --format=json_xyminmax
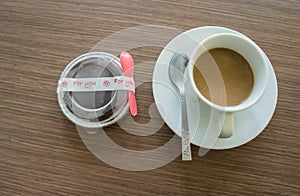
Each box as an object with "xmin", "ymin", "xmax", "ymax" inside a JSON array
[{"xmin": 219, "ymin": 113, "xmax": 234, "ymax": 138}]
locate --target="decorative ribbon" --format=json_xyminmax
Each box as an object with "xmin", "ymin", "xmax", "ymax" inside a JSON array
[{"xmin": 57, "ymin": 76, "xmax": 135, "ymax": 93}]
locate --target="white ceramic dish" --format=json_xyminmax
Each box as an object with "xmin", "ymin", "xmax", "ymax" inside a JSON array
[{"xmin": 152, "ymin": 26, "xmax": 278, "ymax": 149}]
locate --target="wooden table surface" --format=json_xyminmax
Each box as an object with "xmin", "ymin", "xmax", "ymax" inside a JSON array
[{"xmin": 1, "ymin": 0, "xmax": 299, "ymax": 195}]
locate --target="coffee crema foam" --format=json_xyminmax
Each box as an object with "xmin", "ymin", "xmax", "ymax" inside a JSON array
[{"xmin": 193, "ymin": 48, "xmax": 254, "ymax": 106}]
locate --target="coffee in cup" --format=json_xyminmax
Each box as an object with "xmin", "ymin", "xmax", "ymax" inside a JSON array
[{"xmin": 193, "ymin": 48, "xmax": 254, "ymax": 107}]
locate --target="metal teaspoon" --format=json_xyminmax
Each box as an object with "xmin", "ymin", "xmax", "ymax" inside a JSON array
[{"xmin": 169, "ymin": 53, "xmax": 192, "ymax": 161}]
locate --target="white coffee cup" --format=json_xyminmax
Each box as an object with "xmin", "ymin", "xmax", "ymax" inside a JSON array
[{"xmin": 188, "ymin": 33, "xmax": 269, "ymax": 138}]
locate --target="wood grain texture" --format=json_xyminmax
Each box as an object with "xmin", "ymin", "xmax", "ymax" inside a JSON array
[{"xmin": 0, "ymin": 0, "xmax": 299, "ymax": 195}]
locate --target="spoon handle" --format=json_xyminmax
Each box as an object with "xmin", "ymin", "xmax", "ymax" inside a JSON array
[
  {"xmin": 129, "ymin": 91, "xmax": 137, "ymax": 116},
  {"xmin": 181, "ymin": 95, "xmax": 192, "ymax": 160}
]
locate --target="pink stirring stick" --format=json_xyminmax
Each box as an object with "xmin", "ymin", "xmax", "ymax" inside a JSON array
[{"xmin": 120, "ymin": 52, "xmax": 137, "ymax": 116}]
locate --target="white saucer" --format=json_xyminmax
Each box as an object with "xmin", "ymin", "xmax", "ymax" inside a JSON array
[{"xmin": 152, "ymin": 26, "xmax": 278, "ymax": 150}]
